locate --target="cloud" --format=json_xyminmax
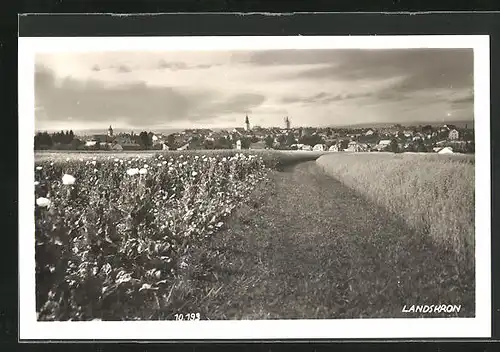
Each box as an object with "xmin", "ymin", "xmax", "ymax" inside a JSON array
[
  {"xmin": 280, "ymin": 91, "xmax": 371, "ymax": 105},
  {"xmin": 277, "ymin": 49, "xmax": 473, "ymax": 91},
  {"xmin": 157, "ymin": 60, "xmax": 217, "ymax": 71},
  {"xmin": 248, "ymin": 50, "xmax": 342, "ymax": 66},
  {"xmin": 115, "ymin": 64, "xmax": 132, "ymax": 73},
  {"xmin": 35, "ymin": 64, "xmax": 266, "ymax": 130},
  {"xmin": 211, "ymin": 93, "xmax": 266, "ymax": 114},
  {"xmin": 158, "ymin": 60, "xmax": 188, "ymax": 71},
  {"xmin": 34, "ymin": 48, "xmax": 475, "ymax": 131}
]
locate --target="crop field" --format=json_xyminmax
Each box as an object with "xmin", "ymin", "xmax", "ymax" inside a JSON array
[
  {"xmin": 33, "ymin": 149, "xmax": 476, "ymax": 321},
  {"xmin": 316, "ymin": 152, "xmax": 475, "ymax": 270},
  {"xmin": 33, "ymin": 150, "xmax": 322, "ymax": 321}
]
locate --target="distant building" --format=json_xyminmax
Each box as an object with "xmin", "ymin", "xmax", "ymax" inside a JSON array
[
  {"xmin": 313, "ymin": 144, "xmax": 326, "ymax": 151},
  {"xmin": 110, "ymin": 143, "xmax": 123, "ymax": 151},
  {"xmin": 438, "ymin": 146, "xmax": 454, "ymax": 154},
  {"xmin": 236, "ymin": 139, "xmax": 242, "ymax": 150},
  {"xmin": 249, "ymin": 141, "xmax": 266, "ymax": 150},
  {"xmin": 365, "ymin": 129, "xmax": 374, "ymax": 136},
  {"xmin": 346, "ymin": 141, "xmax": 368, "ymax": 152},
  {"xmin": 233, "ymin": 127, "xmax": 246, "ymax": 135},
  {"xmin": 116, "ymin": 134, "xmax": 134, "ymax": 145},
  {"xmin": 375, "ymin": 139, "xmax": 392, "ymax": 151},
  {"xmin": 329, "ymin": 144, "xmax": 340, "ymax": 152},
  {"xmin": 448, "ymin": 129, "xmax": 460, "ymax": 140},
  {"xmin": 177, "ymin": 143, "xmax": 190, "ymax": 151}
]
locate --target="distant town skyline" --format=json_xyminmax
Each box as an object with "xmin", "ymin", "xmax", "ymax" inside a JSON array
[{"xmin": 35, "ymin": 49, "xmax": 474, "ymax": 132}]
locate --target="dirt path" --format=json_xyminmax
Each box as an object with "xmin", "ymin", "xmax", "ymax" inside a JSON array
[{"xmin": 187, "ymin": 161, "xmax": 474, "ymax": 320}]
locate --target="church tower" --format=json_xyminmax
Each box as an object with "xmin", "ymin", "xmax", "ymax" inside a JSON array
[
  {"xmin": 284, "ymin": 116, "xmax": 291, "ymax": 130},
  {"xmin": 108, "ymin": 125, "xmax": 114, "ymax": 137},
  {"xmin": 245, "ymin": 114, "xmax": 250, "ymax": 131}
]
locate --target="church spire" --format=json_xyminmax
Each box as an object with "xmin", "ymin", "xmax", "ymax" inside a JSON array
[{"xmin": 245, "ymin": 114, "xmax": 250, "ymax": 131}]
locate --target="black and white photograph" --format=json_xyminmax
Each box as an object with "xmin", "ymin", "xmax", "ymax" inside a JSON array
[{"xmin": 18, "ymin": 35, "xmax": 491, "ymax": 340}]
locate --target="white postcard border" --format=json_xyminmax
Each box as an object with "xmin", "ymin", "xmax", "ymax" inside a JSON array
[{"xmin": 18, "ymin": 35, "xmax": 491, "ymax": 340}]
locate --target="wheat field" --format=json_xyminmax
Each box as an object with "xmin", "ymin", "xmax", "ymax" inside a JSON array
[{"xmin": 316, "ymin": 152, "xmax": 475, "ymax": 269}]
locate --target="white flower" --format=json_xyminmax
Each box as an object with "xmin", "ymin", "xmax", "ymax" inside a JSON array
[
  {"xmin": 126, "ymin": 168, "xmax": 139, "ymax": 176},
  {"xmin": 62, "ymin": 174, "xmax": 76, "ymax": 185},
  {"xmin": 34, "ymin": 181, "xmax": 40, "ymax": 186},
  {"xmin": 114, "ymin": 158, "xmax": 119, "ymax": 162},
  {"xmin": 139, "ymin": 168, "xmax": 147, "ymax": 175},
  {"xmin": 91, "ymin": 160, "xmax": 97, "ymax": 166},
  {"xmin": 144, "ymin": 164, "xmax": 149, "ymax": 168},
  {"xmin": 139, "ymin": 284, "xmax": 152, "ymax": 292},
  {"xmin": 162, "ymin": 161, "xmax": 167, "ymax": 165},
  {"xmin": 222, "ymin": 157, "xmax": 227, "ymax": 162},
  {"xmin": 183, "ymin": 161, "xmax": 188, "ymax": 166},
  {"xmin": 93, "ymin": 169, "xmax": 98, "ymax": 173},
  {"xmin": 66, "ymin": 158, "xmax": 70, "ymax": 161},
  {"xmin": 157, "ymin": 163, "xmax": 162, "ymax": 167},
  {"xmin": 36, "ymin": 197, "xmax": 51, "ymax": 208},
  {"xmin": 120, "ymin": 159, "xmax": 124, "ymax": 163},
  {"xmin": 116, "ymin": 272, "xmax": 132, "ymax": 284},
  {"xmin": 36, "ymin": 166, "xmax": 42, "ymax": 171},
  {"xmin": 192, "ymin": 171, "xmax": 198, "ymax": 177}
]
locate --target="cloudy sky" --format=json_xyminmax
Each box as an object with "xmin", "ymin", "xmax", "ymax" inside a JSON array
[{"xmin": 34, "ymin": 49, "xmax": 474, "ymax": 132}]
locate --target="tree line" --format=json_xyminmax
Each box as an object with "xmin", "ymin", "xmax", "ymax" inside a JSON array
[{"xmin": 34, "ymin": 130, "xmax": 79, "ymax": 150}]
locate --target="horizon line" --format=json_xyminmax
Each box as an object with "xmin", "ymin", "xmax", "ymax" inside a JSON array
[{"xmin": 35, "ymin": 119, "xmax": 475, "ymax": 133}]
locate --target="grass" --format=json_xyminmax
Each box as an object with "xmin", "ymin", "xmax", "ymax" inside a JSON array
[
  {"xmin": 316, "ymin": 152, "xmax": 475, "ymax": 270},
  {"xmin": 159, "ymin": 160, "xmax": 474, "ymax": 319}
]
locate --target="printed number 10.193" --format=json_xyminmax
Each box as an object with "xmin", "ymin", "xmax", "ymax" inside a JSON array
[{"xmin": 174, "ymin": 313, "xmax": 200, "ymax": 321}]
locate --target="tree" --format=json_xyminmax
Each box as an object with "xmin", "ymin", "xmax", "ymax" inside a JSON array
[
  {"xmin": 285, "ymin": 133, "xmax": 296, "ymax": 146},
  {"xmin": 339, "ymin": 139, "xmax": 349, "ymax": 150},
  {"xmin": 389, "ymin": 138, "xmax": 400, "ymax": 153},
  {"xmin": 299, "ymin": 134, "xmax": 323, "ymax": 147},
  {"xmin": 203, "ymin": 139, "xmax": 215, "ymax": 149},
  {"xmin": 414, "ymin": 139, "xmax": 427, "ymax": 152},
  {"xmin": 166, "ymin": 134, "xmax": 176, "ymax": 149},
  {"xmin": 139, "ymin": 131, "xmax": 152, "ymax": 150},
  {"xmin": 277, "ymin": 134, "xmax": 286, "ymax": 146},
  {"xmin": 215, "ymin": 136, "xmax": 231, "ymax": 149},
  {"xmin": 264, "ymin": 135, "xmax": 274, "ymax": 149}
]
